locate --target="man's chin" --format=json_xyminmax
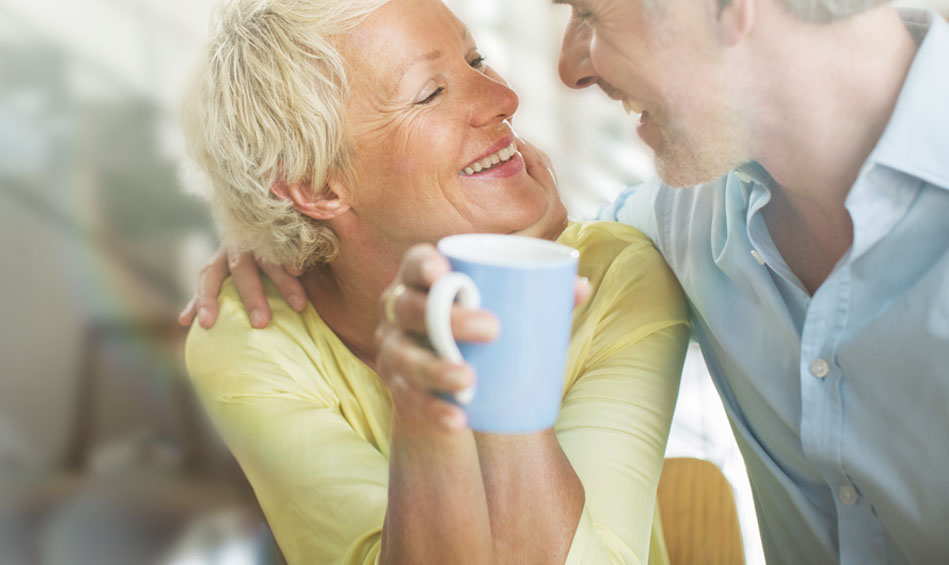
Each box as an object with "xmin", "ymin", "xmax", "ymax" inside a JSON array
[{"xmin": 655, "ymin": 153, "xmax": 737, "ymax": 188}]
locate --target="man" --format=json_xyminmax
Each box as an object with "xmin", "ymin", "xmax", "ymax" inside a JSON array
[
  {"xmin": 182, "ymin": 0, "xmax": 948, "ymax": 562},
  {"xmin": 549, "ymin": 0, "xmax": 949, "ymax": 563}
]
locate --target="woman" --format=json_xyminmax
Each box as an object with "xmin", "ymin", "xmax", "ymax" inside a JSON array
[{"xmin": 182, "ymin": 0, "xmax": 690, "ymax": 562}]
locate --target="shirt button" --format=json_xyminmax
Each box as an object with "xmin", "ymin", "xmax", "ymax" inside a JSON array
[
  {"xmin": 839, "ymin": 484, "xmax": 859, "ymax": 506},
  {"xmin": 809, "ymin": 358, "xmax": 830, "ymax": 379}
]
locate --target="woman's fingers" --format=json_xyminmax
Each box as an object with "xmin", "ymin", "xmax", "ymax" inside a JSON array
[
  {"xmin": 574, "ymin": 277, "xmax": 592, "ymax": 306},
  {"xmin": 387, "ymin": 372, "xmax": 467, "ymax": 431},
  {"xmin": 377, "ymin": 326, "xmax": 470, "ymax": 431},
  {"xmin": 383, "ymin": 284, "xmax": 499, "ymax": 342},
  {"xmin": 516, "ymin": 135, "xmax": 557, "ymax": 189},
  {"xmin": 380, "ymin": 244, "xmax": 499, "ymax": 342},
  {"xmin": 396, "ymin": 244, "xmax": 451, "ymax": 289},
  {"xmin": 377, "ymin": 329, "xmax": 475, "ymax": 393}
]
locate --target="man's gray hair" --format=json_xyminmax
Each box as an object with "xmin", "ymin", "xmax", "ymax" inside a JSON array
[
  {"xmin": 777, "ymin": 0, "xmax": 891, "ymax": 22},
  {"xmin": 713, "ymin": 0, "xmax": 891, "ymax": 22}
]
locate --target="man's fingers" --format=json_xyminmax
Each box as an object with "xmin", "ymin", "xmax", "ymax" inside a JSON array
[
  {"xmin": 261, "ymin": 261, "xmax": 308, "ymax": 312},
  {"xmin": 194, "ymin": 249, "xmax": 230, "ymax": 329},
  {"xmin": 227, "ymin": 249, "xmax": 271, "ymax": 329},
  {"xmin": 178, "ymin": 296, "xmax": 198, "ymax": 327}
]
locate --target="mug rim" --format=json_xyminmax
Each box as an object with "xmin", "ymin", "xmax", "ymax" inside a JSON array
[{"xmin": 437, "ymin": 233, "xmax": 579, "ymax": 268}]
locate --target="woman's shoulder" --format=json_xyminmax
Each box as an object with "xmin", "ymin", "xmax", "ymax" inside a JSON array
[
  {"xmin": 560, "ymin": 220, "xmax": 669, "ymax": 287},
  {"xmin": 559, "ymin": 220, "xmax": 655, "ymax": 259},
  {"xmin": 185, "ymin": 277, "xmax": 314, "ymax": 382},
  {"xmin": 564, "ymin": 220, "xmax": 689, "ymax": 330}
]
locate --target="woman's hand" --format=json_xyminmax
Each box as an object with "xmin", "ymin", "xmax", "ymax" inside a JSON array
[
  {"xmin": 375, "ymin": 244, "xmax": 498, "ymax": 433},
  {"xmin": 178, "ymin": 244, "xmax": 308, "ymax": 329},
  {"xmin": 374, "ymin": 243, "xmax": 591, "ymax": 434},
  {"xmin": 511, "ymin": 135, "xmax": 569, "ymax": 241}
]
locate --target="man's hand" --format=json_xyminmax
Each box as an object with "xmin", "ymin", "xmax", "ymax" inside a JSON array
[{"xmin": 178, "ymin": 244, "xmax": 309, "ymax": 329}]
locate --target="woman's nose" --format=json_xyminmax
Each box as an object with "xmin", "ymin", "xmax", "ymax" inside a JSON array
[
  {"xmin": 471, "ymin": 70, "xmax": 519, "ymax": 127},
  {"xmin": 558, "ymin": 17, "xmax": 598, "ymax": 90}
]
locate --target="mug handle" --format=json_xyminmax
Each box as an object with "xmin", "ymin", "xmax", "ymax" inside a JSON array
[{"xmin": 426, "ymin": 272, "xmax": 481, "ymax": 404}]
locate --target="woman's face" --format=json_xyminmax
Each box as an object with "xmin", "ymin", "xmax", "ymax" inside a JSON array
[{"xmin": 336, "ymin": 0, "xmax": 565, "ymax": 253}]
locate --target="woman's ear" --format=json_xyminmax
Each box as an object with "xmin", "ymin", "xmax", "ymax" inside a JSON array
[
  {"xmin": 271, "ymin": 178, "xmax": 351, "ymax": 221},
  {"xmin": 716, "ymin": 0, "xmax": 755, "ymax": 47}
]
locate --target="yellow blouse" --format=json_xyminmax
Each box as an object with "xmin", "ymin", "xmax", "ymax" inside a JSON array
[{"xmin": 186, "ymin": 221, "xmax": 690, "ymax": 564}]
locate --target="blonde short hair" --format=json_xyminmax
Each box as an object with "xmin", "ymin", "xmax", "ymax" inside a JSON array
[{"xmin": 182, "ymin": 0, "xmax": 389, "ymax": 270}]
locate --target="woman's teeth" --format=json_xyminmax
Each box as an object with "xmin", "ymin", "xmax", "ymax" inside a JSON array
[
  {"xmin": 623, "ymin": 98, "xmax": 644, "ymax": 115},
  {"xmin": 461, "ymin": 142, "xmax": 517, "ymax": 176}
]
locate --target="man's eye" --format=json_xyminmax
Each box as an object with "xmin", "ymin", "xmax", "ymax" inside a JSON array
[
  {"xmin": 469, "ymin": 56, "xmax": 486, "ymax": 70},
  {"xmin": 576, "ymin": 9, "xmax": 595, "ymax": 23},
  {"xmin": 417, "ymin": 86, "xmax": 444, "ymax": 105}
]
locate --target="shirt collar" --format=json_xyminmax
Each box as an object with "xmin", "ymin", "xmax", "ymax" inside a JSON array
[{"xmin": 867, "ymin": 8, "xmax": 949, "ymax": 191}]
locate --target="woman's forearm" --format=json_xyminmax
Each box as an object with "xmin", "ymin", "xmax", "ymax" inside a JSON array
[
  {"xmin": 474, "ymin": 430, "xmax": 585, "ymax": 564},
  {"xmin": 380, "ymin": 415, "xmax": 493, "ymax": 565}
]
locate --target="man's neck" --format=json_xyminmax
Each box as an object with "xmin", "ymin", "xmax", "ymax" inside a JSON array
[
  {"xmin": 752, "ymin": 3, "xmax": 917, "ymax": 208},
  {"xmin": 745, "ymin": 3, "xmax": 918, "ymax": 292}
]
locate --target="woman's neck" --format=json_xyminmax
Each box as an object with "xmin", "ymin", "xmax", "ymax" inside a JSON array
[{"xmin": 302, "ymin": 251, "xmax": 398, "ymax": 368}]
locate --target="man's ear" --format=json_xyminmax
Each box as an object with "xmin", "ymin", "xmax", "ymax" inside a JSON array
[
  {"xmin": 716, "ymin": 0, "xmax": 755, "ymax": 47},
  {"xmin": 271, "ymin": 178, "xmax": 351, "ymax": 221}
]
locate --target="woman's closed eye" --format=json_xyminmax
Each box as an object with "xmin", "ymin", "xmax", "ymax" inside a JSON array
[
  {"xmin": 414, "ymin": 55, "xmax": 488, "ymax": 105},
  {"xmin": 417, "ymin": 86, "xmax": 445, "ymax": 105}
]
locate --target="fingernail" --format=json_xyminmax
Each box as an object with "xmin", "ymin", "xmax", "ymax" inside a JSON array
[
  {"xmin": 455, "ymin": 386, "xmax": 474, "ymax": 406},
  {"xmin": 446, "ymin": 366, "xmax": 471, "ymax": 388},
  {"xmin": 465, "ymin": 314, "xmax": 499, "ymax": 340},
  {"xmin": 420, "ymin": 259, "xmax": 437, "ymax": 281},
  {"xmin": 441, "ymin": 410, "xmax": 466, "ymax": 430},
  {"xmin": 288, "ymin": 294, "xmax": 306, "ymax": 311},
  {"xmin": 250, "ymin": 309, "xmax": 265, "ymax": 328},
  {"xmin": 198, "ymin": 307, "xmax": 210, "ymax": 327}
]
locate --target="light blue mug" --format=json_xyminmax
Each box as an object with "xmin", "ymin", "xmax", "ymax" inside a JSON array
[{"xmin": 426, "ymin": 233, "xmax": 579, "ymax": 433}]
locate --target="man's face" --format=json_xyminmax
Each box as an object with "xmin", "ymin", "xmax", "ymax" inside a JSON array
[{"xmin": 556, "ymin": 0, "xmax": 751, "ymax": 187}]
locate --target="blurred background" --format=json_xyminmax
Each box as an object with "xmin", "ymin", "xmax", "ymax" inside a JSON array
[{"xmin": 1, "ymin": 0, "xmax": 946, "ymax": 563}]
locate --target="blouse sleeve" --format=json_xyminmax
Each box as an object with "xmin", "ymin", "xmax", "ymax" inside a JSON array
[
  {"xmin": 186, "ymin": 284, "xmax": 388, "ymax": 565},
  {"xmin": 557, "ymin": 233, "xmax": 691, "ymax": 564}
]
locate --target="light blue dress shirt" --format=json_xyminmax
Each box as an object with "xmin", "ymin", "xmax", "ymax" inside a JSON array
[{"xmin": 600, "ymin": 9, "xmax": 949, "ymax": 565}]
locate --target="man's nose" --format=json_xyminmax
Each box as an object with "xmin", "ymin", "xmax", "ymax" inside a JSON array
[{"xmin": 558, "ymin": 18, "xmax": 598, "ymax": 89}]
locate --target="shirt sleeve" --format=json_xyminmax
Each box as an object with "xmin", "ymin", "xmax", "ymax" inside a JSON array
[
  {"xmin": 557, "ymin": 236, "xmax": 691, "ymax": 564},
  {"xmin": 186, "ymin": 291, "xmax": 387, "ymax": 565},
  {"xmin": 597, "ymin": 178, "xmax": 666, "ymax": 247}
]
